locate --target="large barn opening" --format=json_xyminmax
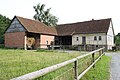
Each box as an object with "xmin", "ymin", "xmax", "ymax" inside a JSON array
[
  {"xmin": 26, "ymin": 32, "xmax": 40, "ymax": 50},
  {"xmin": 55, "ymin": 36, "xmax": 72, "ymax": 45}
]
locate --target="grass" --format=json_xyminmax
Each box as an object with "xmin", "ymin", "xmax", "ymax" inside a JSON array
[
  {"xmin": 0, "ymin": 49, "xmax": 81, "ymax": 80},
  {"xmin": 81, "ymin": 55, "xmax": 111, "ymax": 80},
  {"xmin": 0, "ymin": 49, "xmax": 111, "ymax": 80}
]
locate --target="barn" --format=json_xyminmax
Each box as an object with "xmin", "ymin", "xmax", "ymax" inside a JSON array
[
  {"xmin": 5, "ymin": 16, "xmax": 115, "ymax": 50},
  {"xmin": 5, "ymin": 16, "xmax": 57, "ymax": 50}
]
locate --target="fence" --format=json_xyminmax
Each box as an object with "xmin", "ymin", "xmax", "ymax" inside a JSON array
[
  {"xmin": 50, "ymin": 45, "xmax": 104, "ymax": 51},
  {"xmin": 11, "ymin": 47, "xmax": 105, "ymax": 80}
]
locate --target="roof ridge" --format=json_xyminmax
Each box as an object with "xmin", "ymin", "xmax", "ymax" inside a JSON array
[
  {"xmin": 16, "ymin": 16, "xmax": 49, "ymax": 27},
  {"xmin": 58, "ymin": 18, "xmax": 111, "ymax": 26},
  {"xmin": 16, "ymin": 16, "xmax": 37, "ymax": 22}
]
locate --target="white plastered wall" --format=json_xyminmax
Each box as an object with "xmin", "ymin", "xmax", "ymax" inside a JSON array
[
  {"xmin": 72, "ymin": 33, "xmax": 106, "ymax": 46},
  {"xmin": 107, "ymin": 22, "xmax": 114, "ymax": 50}
]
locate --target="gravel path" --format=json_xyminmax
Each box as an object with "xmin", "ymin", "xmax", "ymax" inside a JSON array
[{"xmin": 106, "ymin": 52, "xmax": 120, "ymax": 80}]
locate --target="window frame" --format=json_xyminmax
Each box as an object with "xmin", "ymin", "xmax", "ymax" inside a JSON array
[
  {"xmin": 76, "ymin": 37, "xmax": 79, "ymax": 41},
  {"xmin": 94, "ymin": 36, "xmax": 97, "ymax": 40},
  {"xmin": 99, "ymin": 36, "xmax": 102, "ymax": 40}
]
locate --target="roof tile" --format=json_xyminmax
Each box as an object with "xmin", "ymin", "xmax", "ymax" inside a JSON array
[
  {"xmin": 56, "ymin": 18, "xmax": 111, "ymax": 36},
  {"xmin": 16, "ymin": 16, "xmax": 57, "ymax": 35},
  {"xmin": 15, "ymin": 16, "xmax": 111, "ymax": 36}
]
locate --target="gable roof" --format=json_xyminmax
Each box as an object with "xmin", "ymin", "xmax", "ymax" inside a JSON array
[
  {"xmin": 16, "ymin": 16, "xmax": 57, "ymax": 35},
  {"xmin": 56, "ymin": 18, "xmax": 111, "ymax": 36},
  {"xmin": 6, "ymin": 16, "xmax": 112, "ymax": 36}
]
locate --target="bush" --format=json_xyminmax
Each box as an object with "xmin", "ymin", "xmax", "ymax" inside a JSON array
[
  {"xmin": 0, "ymin": 44, "xmax": 4, "ymax": 48},
  {"xmin": 0, "ymin": 38, "xmax": 4, "ymax": 44}
]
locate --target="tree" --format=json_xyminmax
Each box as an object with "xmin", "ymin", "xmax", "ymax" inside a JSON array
[
  {"xmin": 0, "ymin": 14, "xmax": 11, "ymax": 44},
  {"xmin": 33, "ymin": 3, "xmax": 58, "ymax": 26},
  {"xmin": 115, "ymin": 33, "xmax": 120, "ymax": 46}
]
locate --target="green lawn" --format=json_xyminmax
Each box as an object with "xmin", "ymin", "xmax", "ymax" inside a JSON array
[
  {"xmin": 0, "ymin": 49, "xmax": 81, "ymax": 80},
  {"xmin": 81, "ymin": 56, "xmax": 111, "ymax": 80},
  {"xmin": 0, "ymin": 49, "xmax": 111, "ymax": 80}
]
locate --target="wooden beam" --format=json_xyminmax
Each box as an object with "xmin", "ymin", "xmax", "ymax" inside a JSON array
[
  {"xmin": 24, "ymin": 35, "xmax": 27, "ymax": 50},
  {"xmin": 74, "ymin": 61, "xmax": 78, "ymax": 80},
  {"xmin": 77, "ymin": 53, "xmax": 104, "ymax": 80},
  {"xmin": 11, "ymin": 47, "xmax": 105, "ymax": 80},
  {"xmin": 92, "ymin": 53, "xmax": 95, "ymax": 68},
  {"xmin": 11, "ymin": 58, "xmax": 77, "ymax": 80}
]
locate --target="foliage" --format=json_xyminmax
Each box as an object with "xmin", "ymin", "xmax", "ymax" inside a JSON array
[
  {"xmin": 81, "ymin": 56, "xmax": 111, "ymax": 80},
  {"xmin": 0, "ymin": 44, "xmax": 4, "ymax": 48},
  {"xmin": 0, "ymin": 14, "xmax": 11, "ymax": 44},
  {"xmin": 33, "ymin": 3, "xmax": 58, "ymax": 26},
  {"xmin": 114, "ymin": 33, "xmax": 120, "ymax": 46},
  {"xmin": 0, "ymin": 49, "xmax": 81, "ymax": 79}
]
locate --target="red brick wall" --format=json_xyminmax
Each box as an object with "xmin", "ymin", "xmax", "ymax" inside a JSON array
[{"xmin": 5, "ymin": 32, "xmax": 25, "ymax": 48}]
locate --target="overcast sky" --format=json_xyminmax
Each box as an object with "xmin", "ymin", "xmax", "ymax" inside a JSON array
[{"xmin": 0, "ymin": 0, "xmax": 120, "ymax": 35}]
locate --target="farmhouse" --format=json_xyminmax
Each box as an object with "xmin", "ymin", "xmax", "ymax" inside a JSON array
[{"xmin": 4, "ymin": 16, "xmax": 114, "ymax": 50}]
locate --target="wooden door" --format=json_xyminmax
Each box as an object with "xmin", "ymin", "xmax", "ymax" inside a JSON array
[{"xmin": 82, "ymin": 36, "xmax": 86, "ymax": 45}]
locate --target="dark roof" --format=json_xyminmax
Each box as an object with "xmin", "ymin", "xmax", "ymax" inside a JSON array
[
  {"xmin": 10, "ymin": 16, "xmax": 112, "ymax": 36},
  {"xmin": 16, "ymin": 16, "xmax": 57, "ymax": 35},
  {"xmin": 56, "ymin": 18, "xmax": 111, "ymax": 36}
]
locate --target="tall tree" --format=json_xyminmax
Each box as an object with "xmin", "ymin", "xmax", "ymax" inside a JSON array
[
  {"xmin": 33, "ymin": 3, "xmax": 58, "ymax": 26},
  {"xmin": 115, "ymin": 33, "xmax": 120, "ymax": 46},
  {"xmin": 0, "ymin": 14, "xmax": 11, "ymax": 44}
]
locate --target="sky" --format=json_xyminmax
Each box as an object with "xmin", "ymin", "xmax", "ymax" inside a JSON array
[{"xmin": 0, "ymin": 0, "xmax": 120, "ymax": 35}]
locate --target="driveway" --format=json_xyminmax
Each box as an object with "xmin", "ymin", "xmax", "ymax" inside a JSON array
[{"xmin": 106, "ymin": 52, "xmax": 120, "ymax": 80}]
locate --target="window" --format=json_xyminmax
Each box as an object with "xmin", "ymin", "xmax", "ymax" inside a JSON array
[
  {"xmin": 99, "ymin": 36, "xmax": 102, "ymax": 40},
  {"xmin": 94, "ymin": 36, "xmax": 97, "ymax": 40},
  {"xmin": 76, "ymin": 37, "xmax": 79, "ymax": 41},
  {"xmin": 96, "ymin": 45, "xmax": 98, "ymax": 47},
  {"xmin": 46, "ymin": 40, "xmax": 48, "ymax": 44}
]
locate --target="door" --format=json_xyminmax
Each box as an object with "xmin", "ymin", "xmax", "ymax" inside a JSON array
[{"xmin": 82, "ymin": 36, "xmax": 86, "ymax": 45}]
